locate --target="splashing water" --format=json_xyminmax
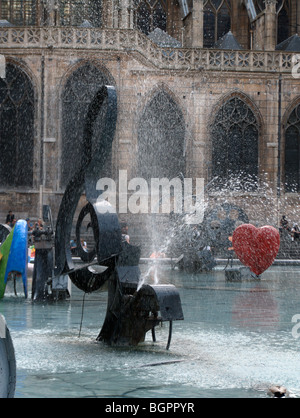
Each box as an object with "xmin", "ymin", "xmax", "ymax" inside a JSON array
[{"xmin": 137, "ymin": 264, "xmax": 159, "ymax": 292}]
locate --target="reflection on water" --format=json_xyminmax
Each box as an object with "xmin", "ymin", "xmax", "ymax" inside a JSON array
[{"xmin": 1, "ymin": 265, "xmax": 300, "ymax": 398}]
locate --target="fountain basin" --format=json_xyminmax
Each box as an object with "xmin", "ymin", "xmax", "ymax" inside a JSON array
[{"xmin": 0, "ymin": 264, "xmax": 300, "ymax": 398}]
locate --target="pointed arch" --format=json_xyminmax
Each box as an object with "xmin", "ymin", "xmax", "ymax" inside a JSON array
[
  {"xmin": 137, "ymin": 87, "xmax": 186, "ymax": 180},
  {"xmin": 209, "ymin": 91, "xmax": 263, "ymax": 129},
  {"xmin": 58, "ymin": 0, "xmax": 102, "ymax": 27},
  {"xmin": 203, "ymin": 0, "xmax": 231, "ymax": 48},
  {"xmin": 253, "ymin": 0, "xmax": 290, "ymax": 44},
  {"xmin": 283, "ymin": 98, "xmax": 300, "ymax": 192},
  {"xmin": 210, "ymin": 92, "xmax": 261, "ymax": 190},
  {"xmin": 133, "ymin": 0, "xmax": 167, "ymax": 35},
  {"xmin": 60, "ymin": 61, "xmax": 115, "ymax": 186},
  {"xmin": 0, "ymin": 62, "xmax": 35, "ymax": 188}
]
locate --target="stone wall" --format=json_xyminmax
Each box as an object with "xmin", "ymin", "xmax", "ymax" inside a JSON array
[{"xmin": 0, "ymin": 28, "xmax": 300, "ymax": 237}]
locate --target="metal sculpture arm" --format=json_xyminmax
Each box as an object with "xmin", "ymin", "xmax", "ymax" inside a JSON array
[
  {"xmin": 35, "ymin": 84, "xmax": 184, "ymax": 349},
  {"xmin": 54, "ymin": 85, "xmax": 122, "ymax": 293}
]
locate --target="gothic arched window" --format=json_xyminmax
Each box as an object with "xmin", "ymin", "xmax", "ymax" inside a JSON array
[
  {"xmin": 133, "ymin": 0, "xmax": 167, "ymax": 35},
  {"xmin": 285, "ymin": 104, "xmax": 300, "ymax": 193},
  {"xmin": 58, "ymin": 0, "xmax": 102, "ymax": 27},
  {"xmin": 211, "ymin": 97, "xmax": 259, "ymax": 190},
  {"xmin": 61, "ymin": 63, "xmax": 110, "ymax": 186},
  {"xmin": 203, "ymin": 0, "xmax": 231, "ymax": 48},
  {"xmin": 253, "ymin": 0, "xmax": 265, "ymax": 14},
  {"xmin": 277, "ymin": 0, "xmax": 290, "ymax": 44},
  {"xmin": 0, "ymin": 63, "xmax": 35, "ymax": 187},
  {"xmin": 0, "ymin": 0, "xmax": 37, "ymax": 25},
  {"xmin": 138, "ymin": 91, "xmax": 185, "ymax": 180},
  {"xmin": 254, "ymin": 0, "xmax": 290, "ymax": 44}
]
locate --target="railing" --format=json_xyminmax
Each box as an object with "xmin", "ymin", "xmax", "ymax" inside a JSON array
[{"xmin": 0, "ymin": 27, "xmax": 295, "ymax": 73}]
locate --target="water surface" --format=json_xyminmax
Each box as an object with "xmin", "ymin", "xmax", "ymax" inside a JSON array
[{"xmin": 1, "ymin": 265, "xmax": 300, "ymax": 398}]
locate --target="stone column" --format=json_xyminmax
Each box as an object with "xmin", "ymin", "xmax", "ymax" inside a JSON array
[
  {"xmin": 192, "ymin": 0, "xmax": 203, "ymax": 48},
  {"xmin": 296, "ymin": 0, "xmax": 300, "ymax": 34},
  {"xmin": 102, "ymin": 0, "xmax": 114, "ymax": 28},
  {"xmin": 36, "ymin": 0, "xmax": 43, "ymax": 26},
  {"xmin": 231, "ymin": 0, "xmax": 239, "ymax": 38},
  {"xmin": 289, "ymin": 0, "xmax": 300, "ymax": 36},
  {"xmin": 264, "ymin": 0, "xmax": 277, "ymax": 50},
  {"xmin": 166, "ymin": 0, "xmax": 182, "ymax": 40},
  {"xmin": 128, "ymin": 0, "xmax": 134, "ymax": 29},
  {"xmin": 120, "ymin": 0, "xmax": 130, "ymax": 29},
  {"xmin": 42, "ymin": 0, "xmax": 59, "ymax": 26}
]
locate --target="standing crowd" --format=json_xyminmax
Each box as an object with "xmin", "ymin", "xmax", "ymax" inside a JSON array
[
  {"xmin": 280, "ymin": 215, "xmax": 300, "ymax": 241},
  {"xmin": 5, "ymin": 210, "xmax": 44, "ymax": 233}
]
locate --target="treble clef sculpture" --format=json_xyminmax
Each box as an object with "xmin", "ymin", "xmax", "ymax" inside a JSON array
[
  {"xmin": 54, "ymin": 85, "xmax": 121, "ymax": 293},
  {"xmin": 33, "ymin": 85, "xmax": 184, "ymax": 349}
]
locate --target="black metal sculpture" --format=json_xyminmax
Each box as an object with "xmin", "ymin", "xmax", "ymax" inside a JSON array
[
  {"xmin": 0, "ymin": 224, "xmax": 11, "ymax": 245},
  {"xmin": 32, "ymin": 85, "xmax": 183, "ymax": 349},
  {"xmin": 169, "ymin": 203, "xmax": 249, "ymax": 273}
]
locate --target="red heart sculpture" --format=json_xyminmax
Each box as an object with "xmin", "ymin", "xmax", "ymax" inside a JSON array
[{"xmin": 232, "ymin": 224, "xmax": 280, "ymax": 276}]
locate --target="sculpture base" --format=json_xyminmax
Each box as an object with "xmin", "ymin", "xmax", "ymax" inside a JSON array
[{"xmin": 225, "ymin": 266, "xmax": 259, "ymax": 282}]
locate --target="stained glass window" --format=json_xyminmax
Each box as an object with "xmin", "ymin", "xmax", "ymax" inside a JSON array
[
  {"xmin": 203, "ymin": 0, "xmax": 231, "ymax": 48},
  {"xmin": 0, "ymin": 0, "xmax": 36, "ymax": 25},
  {"xmin": 277, "ymin": 0, "xmax": 290, "ymax": 44},
  {"xmin": 133, "ymin": 0, "xmax": 167, "ymax": 35},
  {"xmin": 211, "ymin": 97, "xmax": 259, "ymax": 190},
  {"xmin": 0, "ymin": 63, "xmax": 34, "ymax": 187},
  {"xmin": 253, "ymin": 0, "xmax": 290, "ymax": 44},
  {"xmin": 285, "ymin": 104, "xmax": 300, "ymax": 192},
  {"xmin": 61, "ymin": 63, "xmax": 110, "ymax": 186},
  {"xmin": 58, "ymin": 0, "xmax": 102, "ymax": 27},
  {"xmin": 138, "ymin": 91, "xmax": 185, "ymax": 180}
]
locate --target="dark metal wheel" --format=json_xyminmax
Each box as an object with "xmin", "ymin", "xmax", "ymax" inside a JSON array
[{"xmin": 75, "ymin": 203, "xmax": 97, "ymax": 263}]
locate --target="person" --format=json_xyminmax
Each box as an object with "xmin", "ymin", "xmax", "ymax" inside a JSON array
[
  {"xmin": 228, "ymin": 235, "xmax": 234, "ymax": 251},
  {"xmin": 26, "ymin": 218, "xmax": 33, "ymax": 232},
  {"xmin": 70, "ymin": 239, "xmax": 77, "ymax": 255},
  {"xmin": 5, "ymin": 210, "xmax": 14, "ymax": 227},
  {"xmin": 120, "ymin": 221, "xmax": 130, "ymax": 244},
  {"xmin": 267, "ymin": 385, "xmax": 288, "ymax": 398},
  {"xmin": 291, "ymin": 223, "xmax": 300, "ymax": 241},
  {"xmin": 81, "ymin": 239, "xmax": 88, "ymax": 252},
  {"xmin": 35, "ymin": 219, "xmax": 43, "ymax": 230},
  {"xmin": 280, "ymin": 215, "xmax": 290, "ymax": 232}
]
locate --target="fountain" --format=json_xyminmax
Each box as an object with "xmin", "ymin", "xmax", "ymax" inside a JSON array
[
  {"xmin": 31, "ymin": 85, "xmax": 184, "ymax": 348},
  {"xmin": 0, "ymin": 84, "xmax": 184, "ymax": 399},
  {"xmin": 168, "ymin": 202, "xmax": 249, "ymax": 273},
  {"xmin": 2, "ymin": 112, "xmax": 299, "ymax": 398},
  {"xmin": 1, "ymin": 80, "xmax": 300, "ymax": 399},
  {"xmin": 1, "ymin": 0, "xmax": 300, "ymax": 397}
]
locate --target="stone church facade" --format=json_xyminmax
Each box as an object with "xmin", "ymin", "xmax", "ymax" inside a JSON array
[{"xmin": 0, "ymin": 0, "xmax": 300, "ymax": 250}]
